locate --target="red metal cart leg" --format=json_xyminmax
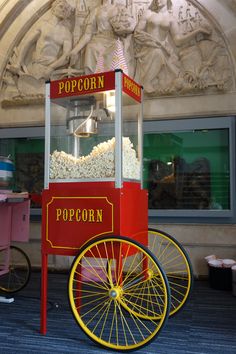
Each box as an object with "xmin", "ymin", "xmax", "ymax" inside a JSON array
[{"xmin": 40, "ymin": 252, "xmax": 48, "ymax": 335}]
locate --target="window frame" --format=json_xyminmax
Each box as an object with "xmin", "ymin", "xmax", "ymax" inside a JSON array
[{"xmin": 143, "ymin": 116, "xmax": 236, "ymax": 223}]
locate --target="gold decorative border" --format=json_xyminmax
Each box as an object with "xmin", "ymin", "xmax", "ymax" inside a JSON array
[{"xmin": 45, "ymin": 196, "xmax": 114, "ymax": 250}]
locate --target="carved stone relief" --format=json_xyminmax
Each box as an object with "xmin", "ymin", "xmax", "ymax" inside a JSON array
[{"xmin": 1, "ymin": 0, "xmax": 235, "ymax": 107}]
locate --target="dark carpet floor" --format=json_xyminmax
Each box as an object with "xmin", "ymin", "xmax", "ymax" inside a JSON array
[{"xmin": 0, "ymin": 272, "xmax": 236, "ymax": 354}]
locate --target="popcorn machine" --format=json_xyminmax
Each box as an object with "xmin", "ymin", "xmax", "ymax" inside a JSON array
[{"xmin": 41, "ymin": 70, "xmax": 170, "ymax": 351}]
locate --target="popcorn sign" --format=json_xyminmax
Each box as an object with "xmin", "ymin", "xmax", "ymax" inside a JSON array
[
  {"xmin": 45, "ymin": 196, "xmax": 114, "ymax": 250},
  {"xmin": 123, "ymin": 74, "xmax": 142, "ymax": 103},
  {"xmin": 49, "ymin": 70, "xmax": 142, "ymax": 101},
  {"xmin": 50, "ymin": 71, "xmax": 115, "ymax": 99}
]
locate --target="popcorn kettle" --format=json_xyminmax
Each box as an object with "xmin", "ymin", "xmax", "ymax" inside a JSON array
[{"xmin": 66, "ymin": 96, "xmax": 97, "ymax": 138}]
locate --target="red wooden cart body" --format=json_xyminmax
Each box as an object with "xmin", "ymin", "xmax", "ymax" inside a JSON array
[{"xmin": 42, "ymin": 181, "xmax": 148, "ymax": 256}]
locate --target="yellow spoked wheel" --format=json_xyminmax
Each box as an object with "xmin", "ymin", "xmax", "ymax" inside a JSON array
[
  {"xmin": 148, "ymin": 228, "xmax": 193, "ymax": 317},
  {"xmin": 68, "ymin": 236, "xmax": 170, "ymax": 351}
]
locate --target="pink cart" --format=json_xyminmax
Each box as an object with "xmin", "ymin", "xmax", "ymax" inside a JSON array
[{"xmin": 0, "ymin": 192, "xmax": 31, "ymax": 294}]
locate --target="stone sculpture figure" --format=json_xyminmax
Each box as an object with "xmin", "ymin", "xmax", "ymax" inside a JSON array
[
  {"xmin": 134, "ymin": 0, "xmax": 212, "ymax": 94},
  {"xmin": 7, "ymin": 0, "xmax": 74, "ymax": 90},
  {"xmin": 176, "ymin": 1, "xmax": 232, "ymax": 92},
  {"xmin": 69, "ymin": 0, "xmax": 136, "ymax": 76},
  {"xmin": 1, "ymin": 0, "xmax": 233, "ymax": 102}
]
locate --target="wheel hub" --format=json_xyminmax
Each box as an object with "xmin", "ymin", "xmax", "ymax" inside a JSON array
[
  {"xmin": 147, "ymin": 269, "xmax": 154, "ymax": 280},
  {"xmin": 109, "ymin": 286, "xmax": 122, "ymax": 299}
]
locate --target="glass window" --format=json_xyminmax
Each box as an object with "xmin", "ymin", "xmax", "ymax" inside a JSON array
[
  {"xmin": 0, "ymin": 136, "xmax": 44, "ymax": 209},
  {"xmin": 143, "ymin": 117, "xmax": 235, "ymax": 219}
]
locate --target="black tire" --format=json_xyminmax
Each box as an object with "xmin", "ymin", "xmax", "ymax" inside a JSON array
[{"xmin": 0, "ymin": 245, "xmax": 31, "ymax": 294}]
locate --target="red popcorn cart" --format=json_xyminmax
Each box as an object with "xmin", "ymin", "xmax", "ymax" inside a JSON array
[{"xmin": 41, "ymin": 70, "xmax": 171, "ymax": 351}]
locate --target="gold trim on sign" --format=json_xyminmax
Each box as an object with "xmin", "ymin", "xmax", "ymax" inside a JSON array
[{"xmin": 45, "ymin": 196, "xmax": 114, "ymax": 249}]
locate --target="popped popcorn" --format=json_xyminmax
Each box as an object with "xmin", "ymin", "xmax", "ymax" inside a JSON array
[{"xmin": 50, "ymin": 137, "xmax": 140, "ymax": 180}]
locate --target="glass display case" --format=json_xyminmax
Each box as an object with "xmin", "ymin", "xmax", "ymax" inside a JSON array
[{"xmin": 44, "ymin": 70, "xmax": 143, "ymax": 188}]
